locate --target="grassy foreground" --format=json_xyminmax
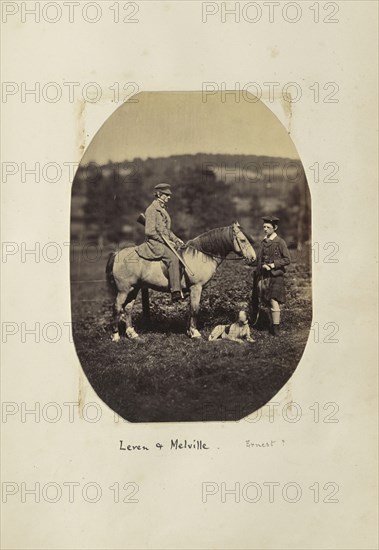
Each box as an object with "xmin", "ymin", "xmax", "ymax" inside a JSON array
[{"xmin": 71, "ymin": 247, "xmax": 312, "ymax": 422}]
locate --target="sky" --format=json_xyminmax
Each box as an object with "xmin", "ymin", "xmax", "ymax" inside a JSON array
[{"xmin": 81, "ymin": 91, "xmax": 300, "ymax": 165}]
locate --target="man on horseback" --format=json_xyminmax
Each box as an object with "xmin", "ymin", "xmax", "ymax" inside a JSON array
[
  {"xmin": 141, "ymin": 183, "xmax": 184, "ymax": 303},
  {"xmin": 108, "ymin": 219, "xmax": 256, "ymax": 341}
]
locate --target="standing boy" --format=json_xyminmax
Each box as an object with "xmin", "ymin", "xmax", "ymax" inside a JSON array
[{"xmin": 255, "ymin": 216, "xmax": 291, "ymax": 335}]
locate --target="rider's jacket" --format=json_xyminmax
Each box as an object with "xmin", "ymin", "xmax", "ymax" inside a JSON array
[{"xmin": 137, "ymin": 199, "xmax": 180, "ymax": 260}]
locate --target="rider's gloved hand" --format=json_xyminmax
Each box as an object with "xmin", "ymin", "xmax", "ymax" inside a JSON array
[{"xmin": 165, "ymin": 239, "xmax": 178, "ymax": 249}]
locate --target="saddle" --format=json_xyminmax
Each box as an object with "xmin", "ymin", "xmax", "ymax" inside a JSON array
[
  {"xmin": 135, "ymin": 242, "xmax": 186, "ymax": 261},
  {"xmin": 135, "ymin": 243, "xmax": 189, "ymax": 290}
]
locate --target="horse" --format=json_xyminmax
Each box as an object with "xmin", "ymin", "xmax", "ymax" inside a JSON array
[{"xmin": 106, "ymin": 222, "xmax": 256, "ymax": 340}]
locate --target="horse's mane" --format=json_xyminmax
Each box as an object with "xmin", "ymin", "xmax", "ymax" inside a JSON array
[{"xmin": 186, "ymin": 226, "xmax": 233, "ymax": 257}]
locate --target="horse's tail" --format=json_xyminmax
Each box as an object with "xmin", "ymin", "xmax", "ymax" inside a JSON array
[{"xmin": 105, "ymin": 251, "xmax": 118, "ymax": 294}]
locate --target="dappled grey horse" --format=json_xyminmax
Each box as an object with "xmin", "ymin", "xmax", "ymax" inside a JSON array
[{"xmin": 106, "ymin": 222, "xmax": 256, "ymax": 340}]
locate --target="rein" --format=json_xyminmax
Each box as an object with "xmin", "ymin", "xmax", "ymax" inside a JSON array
[{"xmin": 184, "ymin": 244, "xmax": 244, "ymax": 261}]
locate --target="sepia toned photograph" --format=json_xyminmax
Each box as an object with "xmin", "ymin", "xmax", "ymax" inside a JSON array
[
  {"xmin": 2, "ymin": 1, "xmax": 378, "ymax": 549},
  {"xmin": 70, "ymin": 91, "xmax": 312, "ymax": 422}
]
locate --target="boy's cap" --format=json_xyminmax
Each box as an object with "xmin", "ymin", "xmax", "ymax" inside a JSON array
[{"xmin": 262, "ymin": 216, "xmax": 280, "ymax": 224}]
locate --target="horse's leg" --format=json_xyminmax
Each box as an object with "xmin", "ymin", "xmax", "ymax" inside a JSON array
[
  {"xmin": 111, "ymin": 291, "xmax": 128, "ymax": 342},
  {"xmin": 187, "ymin": 283, "xmax": 203, "ymax": 339},
  {"xmin": 123, "ymin": 287, "xmax": 140, "ymax": 340}
]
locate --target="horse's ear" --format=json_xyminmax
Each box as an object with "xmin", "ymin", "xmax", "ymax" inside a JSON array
[{"xmin": 233, "ymin": 221, "xmax": 240, "ymax": 226}]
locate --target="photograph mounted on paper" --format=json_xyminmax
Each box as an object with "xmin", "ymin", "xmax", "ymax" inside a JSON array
[{"xmin": 70, "ymin": 91, "xmax": 312, "ymax": 422}]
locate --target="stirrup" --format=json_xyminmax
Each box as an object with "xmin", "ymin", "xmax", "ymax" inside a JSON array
[{"xmin": 171, "ymin": 291, "xmax": 182, "ymax": 303}]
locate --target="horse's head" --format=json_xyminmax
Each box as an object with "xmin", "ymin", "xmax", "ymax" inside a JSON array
[{"xmin": 232, "ymin": 222, "xmax": 256, "ymax": 264}]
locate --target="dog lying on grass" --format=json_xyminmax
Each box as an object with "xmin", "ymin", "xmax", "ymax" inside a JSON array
[{"xmin": 208, "ymin": 310, "xmax": 255, "ymax": 343}]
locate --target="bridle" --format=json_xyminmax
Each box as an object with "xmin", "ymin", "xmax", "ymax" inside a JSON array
[
  {"xmin": 185, "ymin": 224, "xmax": 255, "ymax": 263},
  {"xmin": 232, "ymin": 225, "xmax": 256, "ymax": 264}
]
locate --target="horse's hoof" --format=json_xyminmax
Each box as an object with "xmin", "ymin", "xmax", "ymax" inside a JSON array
[
  {"xmin": 111, "ymin": 333, "xmax": 121, "ymax": 342},
  {"xmin": 126, "ymin": 327, "xmax": 140, "ymax": 340},
  {"xmin": 187, "ymin": 329, "xmax": 202, "ymax": 339}
]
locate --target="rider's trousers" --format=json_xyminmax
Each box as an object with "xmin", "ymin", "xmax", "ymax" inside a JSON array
[{"xmin": 161, "ymin": 246, "xmax": 181, "ymax": 293}]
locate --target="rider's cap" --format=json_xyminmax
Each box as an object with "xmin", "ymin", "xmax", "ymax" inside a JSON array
[
  {"xmin": 154, "ymin": 183, "xmax": 172, "ymax": 195},
  {"xmin": 262, "ymin": 216, "xmax": 280, "ymax": 225}
]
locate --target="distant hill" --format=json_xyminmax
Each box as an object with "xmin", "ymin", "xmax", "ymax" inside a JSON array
[{"xmin": 71, "ymin": 153, "xmax": 310, "ymax": 246}]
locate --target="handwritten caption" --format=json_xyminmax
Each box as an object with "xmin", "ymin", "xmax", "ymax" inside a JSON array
[{"xmin": 120, "ymin": 439, "xmax": 210, "ymax": 451}]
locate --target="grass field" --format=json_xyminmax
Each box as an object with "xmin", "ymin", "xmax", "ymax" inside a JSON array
[{"xmin": 71, "ymin": 245, "xmax": 312, "ymax": 422}]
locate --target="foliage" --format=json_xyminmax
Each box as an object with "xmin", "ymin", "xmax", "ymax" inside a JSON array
[
  {"xmin": 169, "ymin": 166, "xmax": 237, "ymax": 238},
  {"xmin": 72, "ymin": 154, "xmax": 310, "ymax": 246},
  {"xmin": 82, "ymin": 166, "xmax": 147, "ymax": 243}
]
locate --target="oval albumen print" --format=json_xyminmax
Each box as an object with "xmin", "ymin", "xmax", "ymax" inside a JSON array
[{"xmin": 70, "ymin": 92, "xmax": 312, "ymax": 422}]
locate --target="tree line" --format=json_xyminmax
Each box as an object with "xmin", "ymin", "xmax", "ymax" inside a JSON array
[{"xmin": 71, "ymin": 154, "xmax": 311, "ymax": 247}]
